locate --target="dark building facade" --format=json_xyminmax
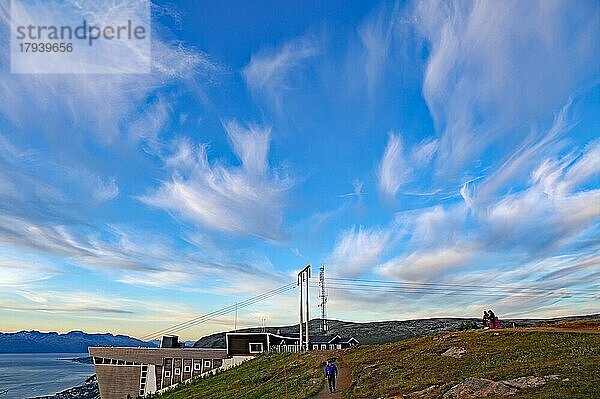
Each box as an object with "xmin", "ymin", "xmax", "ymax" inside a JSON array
[
  {"xmin": 89, "ymin": 346, "xmax": 227, "ymax": 399},
  {"xmin": 309, "ymin": 335, "xmax": 360, "ymax": 351},
  {"xmin": 226, "ymin": 332, "xmax": 358, "ymax": 357},
  {"xmin": 226, "ymin": 332, "xmax": 301, "ymax": 356},
  {"xmin": 92, "ymin": 332, "xmax": 359, "ymax": 398}
]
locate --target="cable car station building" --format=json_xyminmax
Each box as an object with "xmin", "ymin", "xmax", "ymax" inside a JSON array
[{"xmin": 90, "ymin": 332, "xmax": 358, "ymax": 399}]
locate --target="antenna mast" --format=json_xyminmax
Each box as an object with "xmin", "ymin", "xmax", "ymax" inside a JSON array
[{"xmin": 319, "ymin": 264, "xmax": 328, "ymax": 332}]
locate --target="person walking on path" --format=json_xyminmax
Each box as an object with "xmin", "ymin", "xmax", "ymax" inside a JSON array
[{"xmin": 325, "ymin": 359, "xmax": 338, "ymax": 393}]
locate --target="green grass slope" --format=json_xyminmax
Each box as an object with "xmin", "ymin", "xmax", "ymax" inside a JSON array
[
  {"xmin": 194, "ymin": 315, "xmax": 600, "ymax": 348},
  {"xmin": 160, "ymin": 324, "xmax": 600, "ymax": 399},
  {"xmin": 158, "ymin": 352, "xmax": 323, "ymax": 399},
  {"xmin": 343, "ymin": 328, "xmax": 600, "ymax": 398}
]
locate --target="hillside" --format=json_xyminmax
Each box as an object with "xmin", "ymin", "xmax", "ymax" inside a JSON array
[
  {"xmin": 164, "ymin": 320, "xmax": 600, "ymax": 399},
  {"xmin": 158, "ymin": 351, "xmax": 322, "ymax": 399},
  {"xmin": 0, "ymin": 330, "xmax": 157, "ymax": 353},
  {"xmin": 193, "ymin": 314, "xmax": 599, "ymax": 348},
  {"xmin": 342, "ymin": 323, "xmax": 600, "ymax": 398}
]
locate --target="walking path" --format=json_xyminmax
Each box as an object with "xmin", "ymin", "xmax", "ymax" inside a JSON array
[{"xmin": 310, "ymin": 359, "xmax": 351, "ymax": 399}]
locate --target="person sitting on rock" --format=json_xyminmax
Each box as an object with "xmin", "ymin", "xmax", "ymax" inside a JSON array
[
  {"xmin": 488, "ymin": 309, "xmax": 497, "ymax": 328},
  {"xmin": 482, "ymin": 311, "xmax": 490, "ymax": 329}
]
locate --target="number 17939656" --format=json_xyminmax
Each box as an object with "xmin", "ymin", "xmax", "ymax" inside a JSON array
[{"xmin": 19, "ymin": 42, "xmax": 73, "ymax": 52}]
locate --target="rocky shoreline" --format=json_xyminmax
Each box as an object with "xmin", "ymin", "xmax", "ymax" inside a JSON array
[{"xmin": 30, "ymin": 379, "xmax": 98, "ymax": 399}]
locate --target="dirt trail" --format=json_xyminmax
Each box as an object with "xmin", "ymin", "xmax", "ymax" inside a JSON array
[{"xmin": 310, "ymin": 359, "xmax": 351, "ymax": 399}]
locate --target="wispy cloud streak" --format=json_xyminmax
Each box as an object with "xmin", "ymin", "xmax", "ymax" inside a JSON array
[{"xmin": 243, "ymin": 37, "xmax": 318, "ymax": 110}]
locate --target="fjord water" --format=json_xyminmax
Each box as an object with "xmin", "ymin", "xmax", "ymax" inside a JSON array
[{"xmin": 0, "ymin": 353, "xmax": 94, "ymax": 399}]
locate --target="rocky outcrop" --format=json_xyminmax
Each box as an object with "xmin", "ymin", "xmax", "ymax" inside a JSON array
[
  {"xmin": 401, "ymin": 384, "xmax": 441, "ymax": 398},
  {"xmin": 502, "ymin": 375, "xmax": 560, "ymax": 389},
  {"xmin": 399, "ymin": 375, "xmax": 561, "ymax": 398},
  {"xmin": 441, "ymin": 375, "xmax": 560, "ymax": 398},
  {"xmin": 441, "ymin": 347, "xmax": 467, "ymax": 359},
  {"xmin": 30, "ymin": 381, "xmax": 99, "ymax": 399},
  {"xmin": 442, "ymin": 377, "xmax": 518, "ymax": 398}
]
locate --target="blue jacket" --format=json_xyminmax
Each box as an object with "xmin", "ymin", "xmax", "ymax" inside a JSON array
[{"xmin": 325, "ymin": 364, "xmax": 338, "ymax": 377}]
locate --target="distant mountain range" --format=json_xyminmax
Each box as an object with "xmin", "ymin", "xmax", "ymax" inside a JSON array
[
  {"xmin": 194, "ymin": 314, "xmax": 600, "ymax": 348},
  {"xmin": 0, "ymin": 330, "xmax": 157, "ymax": 353},
  {"xmin": 4, "ymin": 313, "xmax": 597, "ymax": 353}
]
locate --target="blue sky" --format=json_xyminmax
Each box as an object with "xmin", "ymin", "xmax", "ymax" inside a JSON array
[{"xmin": 0, "ymin": 0, "xmax": 599, "ymax": 340}]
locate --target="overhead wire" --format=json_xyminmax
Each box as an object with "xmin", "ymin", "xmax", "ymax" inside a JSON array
[
  {"xmin": 139, "ymin": 274, "xmax": 598, "ymax": 340},
  {"xmin": 141, "ymin": 283, "xmax": 296, "ymax": 340},
  {"xmin": 307, "ymin": 277, "xmax": 598, "ymax": 300},
  {"xmin": 311, "ymin": 283, "xmax": 596, "ymax": 299},
  {"xmin": 140, "ymin": 283, "xmax": 297, "ymax": 340},
  {"xmin": 310, "ymin": 276, "xmax": 598, "ymax": 295}
]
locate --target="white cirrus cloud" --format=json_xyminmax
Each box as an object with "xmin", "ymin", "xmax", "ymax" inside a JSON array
[
  {"xmin": 0, "ymin": 251, "xmax": 61, "ymax": 288},
  {"xmin": 358, "ymin": 1, "xmax": 401, "ymax": 99},
  {"xmin": 92, "ymin": 176, "xmax": 119, "ymax": 202},
  {"xmin": 243, "ymin": 36, "xmax": 318, "ymax": 110},
  {"xmin": 379, "ymin": 244, "xmax": 477, "ymax": 282},
  {"xmin": 140, "ymin": 122, "xmax": 293, "ymax": 241},
  {"xmin": 410, "ymin": 138, "xmax": 438, "ymax": 166},
  {"xmin": 377, "ymin": 133, "xmax": 600, "ymax": 283},
  {"xmin": 377, "ymin": 132, "xmax": 410, "ymax": 200},
  {"xmin": 0, "ymin": 0, "xmax": 220, "ymax": 144},
  {"xmin": 414, "ymin": 0, "xmax": 600, "ymax": 173},
  {"xmin": 328, "ymin": 225, "xmax": 391, "ymax": 277},
  {"xmin": 377, "ymin": 133, "xmax": 439, "ymax": 201}
]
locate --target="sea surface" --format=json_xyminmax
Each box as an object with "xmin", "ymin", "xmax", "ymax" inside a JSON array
[{"xmin": 0, "ymin": 353, "xmax": 94, "ymax": 399}]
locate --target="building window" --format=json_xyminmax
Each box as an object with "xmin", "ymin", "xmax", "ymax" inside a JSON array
[
  {"xmin": 194, "ymin": 363, "xmax": 201, "ymax": 370},
  {"xmin": 174, "ymin": 368, "xmax": 181, "ymax": 375},
  {"xmin": 336, "ymin": 344, "xmax": 342, "ymax": 349},
  {"xmin": 249, "ymin": 343, "xmax": 264, "ymax": 353},
  {"xmin": 164, "ymin": 371, "xmax": 171, "ymax": 378},
  {"xmin": 184, "ymin": 365, "xmax": 191, "ymax": 373},
  {"xmin": 312, "ymin": 345, "xmax": 318, "ymax": 350},
  {"xmin": 321, "ymin": 344, "xmax": 327, "ymax": 350},
  {"xmin": 204, "ymin": 360, "xmax": 212, "ymax": 368}
]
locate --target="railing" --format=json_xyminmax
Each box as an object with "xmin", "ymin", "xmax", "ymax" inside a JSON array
[{"xmin": 271, "ymin": 345, "xmax": 300, "ymax": 353}]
